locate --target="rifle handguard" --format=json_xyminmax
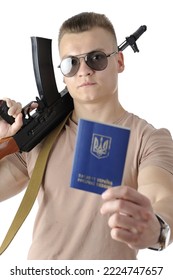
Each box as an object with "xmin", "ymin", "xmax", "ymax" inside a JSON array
[{"xmin": 0, "ymin": 137, "xmax": 19, "ymax": 159}]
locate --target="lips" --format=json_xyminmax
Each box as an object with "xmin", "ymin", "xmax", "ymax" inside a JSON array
[{"xmin": 78, "ymin": 82, "xmax": 96, "ymax": 87}]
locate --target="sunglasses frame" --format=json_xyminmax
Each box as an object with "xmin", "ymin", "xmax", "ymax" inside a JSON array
[{"xmin": 58, "ymin": 50, "xmax": 118, "ymax": 77}]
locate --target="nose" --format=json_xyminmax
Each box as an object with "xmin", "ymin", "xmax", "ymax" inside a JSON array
[{"xmin": 77, "ymin": 57, "xmax": 94, "ymax": 77}]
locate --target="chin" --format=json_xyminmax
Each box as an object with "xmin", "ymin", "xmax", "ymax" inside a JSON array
[{"xmin": 77, "ymin": 95, "xmax": 106, "ymax": 104}]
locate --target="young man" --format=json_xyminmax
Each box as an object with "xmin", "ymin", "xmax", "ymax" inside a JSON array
[{"xmin": 0, "ymin": 12, "xmax": 173, "ymax": 260}]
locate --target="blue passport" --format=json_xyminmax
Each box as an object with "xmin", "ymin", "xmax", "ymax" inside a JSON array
[{"xmin": 70, "ymin": 119, "xmax": 130, "ymax": 195}]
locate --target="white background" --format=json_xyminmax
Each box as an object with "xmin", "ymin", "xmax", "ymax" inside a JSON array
[{"xmin": 0, "ymin": 0, "xmax": 173, "ymax": 265}]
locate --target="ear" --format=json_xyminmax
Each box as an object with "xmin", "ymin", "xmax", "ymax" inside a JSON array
[{"xmin": 117, "ymin": 51, "xmax": 125, "ymax": 73}]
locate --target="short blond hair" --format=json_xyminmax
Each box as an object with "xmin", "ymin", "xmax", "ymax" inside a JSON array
[{"xmin": 58, "ymin": 12, "xmax": 117, "ymax": 47}]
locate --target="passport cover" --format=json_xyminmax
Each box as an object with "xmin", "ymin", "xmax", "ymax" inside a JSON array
[{"xmin": 70, "ymin": 119, "xmax": 130, "ymax": 195}]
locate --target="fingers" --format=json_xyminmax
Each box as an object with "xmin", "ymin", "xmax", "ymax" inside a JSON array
[
  {"xmin": 30, "ymin": 102, "xmax": 38, "ymax": 110},
  {"xmin": 4, "ymin": 98, "xmax": 22, "ymax": 118},
  {"xmin": 102, "ymin": 185, "xmax": 151, "ymax": 208},
  {"xmin": 110, "ymin": 227, "xmax": 142, "ymax": 248},
  {"xmin": 100, "ymin": 195, "xmax": 151, "ymax": 244},
  {"xmin": 100, "ymin": 185, "xmax": 158, "ymax": 249},
  {"xmin": 108, "ymin": 211, "xmax": 148, "ymax": 235},
  {"xmin": 100, "ymin": 197, "xmax": 150, "ymax": 221},
  {"xmin": 100, "ymin": 186, "xmax": 151, "ymax": 230},
  {"xmin": 108, "ymin": 212, "xmax": 156, "ymax": 250},
  {"xmin": 0, "ymin": 98, "xmax": 23, "ymax": 138},
  {"xmin": 10, "ymin": 112, "xmax": 23, "ymax": 135}
]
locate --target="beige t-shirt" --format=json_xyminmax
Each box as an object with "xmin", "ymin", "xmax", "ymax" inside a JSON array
[{"xmin": 1, "ymin": 111, "xmax": 173, "ymax": 259}]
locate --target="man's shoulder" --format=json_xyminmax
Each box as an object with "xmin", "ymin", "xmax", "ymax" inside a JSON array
[
  {"xmin": 121, "ymin": 111, "xmax": 172, "ymax": 143},
  {"xmin": 120, "ymin": 111, "xmax": 154, "ymax": 131}
]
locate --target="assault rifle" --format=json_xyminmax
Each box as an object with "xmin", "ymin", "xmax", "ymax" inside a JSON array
[{"xmin": 0, "ymin": 25, "xmax": 147, "ymax": 159}]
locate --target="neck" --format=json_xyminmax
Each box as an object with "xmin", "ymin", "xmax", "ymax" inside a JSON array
[{"xmin": 71, "ymin": 93, "xmax": 125, "ymax": 124}]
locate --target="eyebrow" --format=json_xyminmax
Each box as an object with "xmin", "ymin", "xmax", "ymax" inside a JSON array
[{"xmin": 61, "ymin": 48, "xmax": 108, "ymax": 59}]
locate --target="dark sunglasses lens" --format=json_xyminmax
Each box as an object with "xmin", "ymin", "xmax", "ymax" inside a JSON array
[
  {"xmin": 86, "ymin": 52, "xmax": 108, "ymax": 71},
  {"xmin": 60, "ymin": 57, "xmax": 80, "ymax": 77}
]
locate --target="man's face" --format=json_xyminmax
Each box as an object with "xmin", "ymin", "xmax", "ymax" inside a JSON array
[{"xmin": 59, "ymin": 27, "xmax": 124, "ymax": 104}]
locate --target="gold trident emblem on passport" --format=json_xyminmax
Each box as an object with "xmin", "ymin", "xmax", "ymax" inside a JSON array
[{"xmin": 90, "ymin": 133, "xmax": 112, "ymax": 159}]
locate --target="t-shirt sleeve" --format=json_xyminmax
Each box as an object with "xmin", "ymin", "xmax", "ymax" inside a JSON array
[{"xmin": 139, "ymin": 128, "xmax": 173, "ymax": 175}]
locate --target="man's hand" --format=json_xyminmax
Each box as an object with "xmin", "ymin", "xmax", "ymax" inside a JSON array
[
  {"xmin": 100, "ymin": 185, "xmax": 161, "ymax": 250},
  {"xmin": 0, "ymin": 98, "xmax": 23, "ymax": 138}
]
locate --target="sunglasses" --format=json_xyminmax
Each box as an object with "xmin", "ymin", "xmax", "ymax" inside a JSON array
[{"xmin": 58, "ymin": 50, "xmax": 118, "ymax": 77}]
